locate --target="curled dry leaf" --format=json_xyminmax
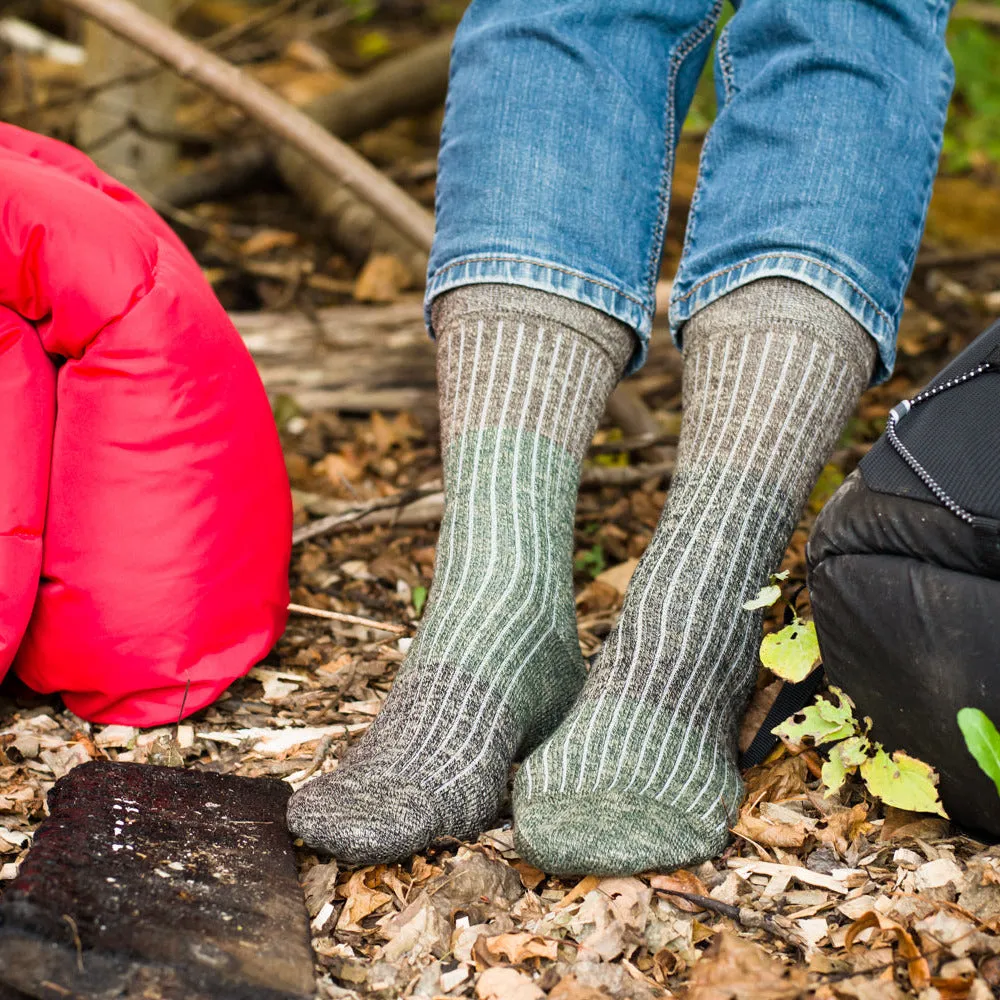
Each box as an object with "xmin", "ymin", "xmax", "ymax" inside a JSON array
[
  {"xmin": 732, "ymin": 802, "xmax": 811, "ymax": 849},
  {"xmin": 845, "ymin": 911, "xmax": 931, "ymax": 991},
  {"xmin": 649, "ymin": 870, "xmax": 711, "ymax": 913},
  {"xmin": 336, "ymin": 867, "xmax": 394, "ymax": 932},
  {"xmin": 480, "ymin": 931, "xmax": 559, "ymax": 965}
]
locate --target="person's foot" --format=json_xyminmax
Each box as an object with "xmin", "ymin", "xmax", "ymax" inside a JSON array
[
  {"xmin": 513, "ymin": 279, "xmax": 877, "ymax": 874},
  {"xmin": 287, "ymin": 285, "xmax": 633, "ymax": 864}
]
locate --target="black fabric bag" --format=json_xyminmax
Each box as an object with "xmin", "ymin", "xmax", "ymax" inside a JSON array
[{"xmin": 807, "ymin": 316, "xmax": 1000, "ymax": 835}]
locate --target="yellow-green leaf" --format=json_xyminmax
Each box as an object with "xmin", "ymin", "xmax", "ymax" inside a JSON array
[
  {"xmin": 759, "ymin": 620, "xmax": 821, "ymax": 682},
  {"xmin": 860, "ymin": 748, "xmax": 948, "ymax": 818},
  {"xmin": 772, "ymin": 687, "xmax": 857, "ymax": 746},
  {"xmin": 821, "ymin": 735, "xmax": 870, "ymax": 797},
  {"xmin": 808, "ymin": 464, "xmax": 845, "ymax": 515}
]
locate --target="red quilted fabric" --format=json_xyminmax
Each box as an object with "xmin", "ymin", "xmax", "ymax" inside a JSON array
[{"xmin": 0, "ymin": 125, "xmax": 291, "ymax": 725}]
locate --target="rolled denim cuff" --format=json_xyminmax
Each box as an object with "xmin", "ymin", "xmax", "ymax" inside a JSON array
[
  {"xmin": 669, "ymin": 252, "xmax": 896, "ymax": 386},
  {"xmin": 425, "ymin": 254, "xmax": 653, "ymax": 376}
]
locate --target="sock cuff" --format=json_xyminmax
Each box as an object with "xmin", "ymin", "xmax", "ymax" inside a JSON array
[
  {"xmin": 682, "ymin": 277, "xmax": 877, "ymax": 379},
  {"xmin": 434, "ymin": 285, "xmax": 628, "ymax": 462},
  {"xmin": 432, "ymin": 283, "xmax": 636, "ymax": 377}
]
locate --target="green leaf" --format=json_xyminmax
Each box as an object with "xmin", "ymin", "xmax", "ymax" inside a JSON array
[
  {"xmin": 759, "ymin": 619, "xmax": 821, "ymax": 682},
  {"xmin": 574, "ymin": 544, "xmax": 606, "ymax": 579},
  {"xmin": 742, "ymin": 584, "xmax": 782, "ymax": 611},
  {"xmin": 860, "ymin": 748, "xmax": 948, "ymax": 818},
  {"xmin": 957, "ymin": 707, "xmax": 1000, "ymax": 798},
  {"xmin": 411, "ymin": 585, "xmax": 427, "ymax": 617},
  {"xmin": 772, "ymin": 687, "xmax": 857, "ymax": 746},
  {"xmin": 820, "ymin": 735, "xmax": 870, "ymax": 797}
]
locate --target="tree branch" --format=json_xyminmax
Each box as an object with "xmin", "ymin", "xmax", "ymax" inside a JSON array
[{"xmin": 57, "ymin": 0, "xmax": 436, "ymax": 251}]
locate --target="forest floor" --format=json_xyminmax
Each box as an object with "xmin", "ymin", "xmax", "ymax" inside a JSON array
[{"xmin": 3, "ymin": 2, "xmax": 1000, "ymax": 998}]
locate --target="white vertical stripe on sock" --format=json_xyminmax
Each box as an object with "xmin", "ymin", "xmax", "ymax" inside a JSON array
[
  {"xmin": 588, "ymin": 334, "xmax": 757, "ymax": 794},
  {"xmin": 627, "ymin": 330, "xmax": 798, "ymax": 796},
  {"xmin": 550, "ymin": 338, "xmax": 727, "ymax": 795},
  {"xmin": 399, "ymin": 323, "xmax": 527, "ymax": 773}
]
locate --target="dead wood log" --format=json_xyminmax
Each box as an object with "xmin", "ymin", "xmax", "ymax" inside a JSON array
[
  {"xmin": 160, "ymin": 34, "xmax": 453, "ymax": 219},
  {"xmin": 59, "ymin": 0, "xmax": 435, "ymax": 251},
  {"xmin": 230, "ymin": 297, "xmax": 439, "ymax": 420}
]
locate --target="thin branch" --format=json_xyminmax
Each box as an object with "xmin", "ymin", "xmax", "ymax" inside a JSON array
[
  {"xmin": 287, "ymin": 602, "xmax": 410, "ymax": 635},
  {"xmin": 58, "ymin": 0, "xmax": 436, "ymax": 251},
  {"xmin": 654, "ymin": 888, "xmax": 805, "ymax": 955}
]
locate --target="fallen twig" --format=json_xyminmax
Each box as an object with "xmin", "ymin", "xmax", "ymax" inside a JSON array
[
  {"xmin": 292, "ymin": 488, "xmax": 441, "ymax": 545},
  {"xmin": 292, "ymin": 457, "xmax": 675, "ymax": 546},
  {"xmin": 654, "ymin": 888, "xmax": 805, "ymax": 954},
  {"xmin": 58, "ymin": 0, "xmax": 435, "ymax": 251},
  {"xmin": 286, "ymin": 602, "xmax": 410, "ymax": 635}
]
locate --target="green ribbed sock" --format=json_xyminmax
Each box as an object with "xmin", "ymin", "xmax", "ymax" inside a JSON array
[
  {"xmin": 513, "ymin": 278, "xmax": 876, "ymax": 875},
  {"xmin": 287, "ymin": 284, "xmax": 633, "ymax": 865}
]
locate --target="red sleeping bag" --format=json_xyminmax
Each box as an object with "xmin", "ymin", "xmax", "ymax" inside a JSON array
[{"xmin": 0, "ymin": 125, "xmax": 291, "ymax": 725}]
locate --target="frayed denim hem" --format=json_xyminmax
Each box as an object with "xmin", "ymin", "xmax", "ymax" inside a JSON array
[
  {"xmin": 425, "ymin": 254, "xmax": 653, "ymax": 377},
  {"xmin": 669, "ymin": 253, "xmax": 897, "ymax": 386}
]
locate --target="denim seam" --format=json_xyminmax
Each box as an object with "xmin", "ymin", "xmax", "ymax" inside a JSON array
[
  {"xmin": 716, "ymin": 23, "xmax": 736, "ymax": 103},
  {"xmin": 671, "ymin": 251, "xmax": 894, "ymax": 328},
  {"xmin": 645, "ymin": 0, "xmax": 724, "ymax": 297},
  {"xmin": 430, "ymin": 254, "xmax": 647, "ymax": 311}
]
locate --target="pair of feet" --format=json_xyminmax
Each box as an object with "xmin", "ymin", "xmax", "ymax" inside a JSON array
[
  {"xmin": 286, "ymin": 278, "xmax": 876, "ymax": 875},
  {"xmin": 286, "ymin": 605, "xmax": 742, "ymax": 876}
]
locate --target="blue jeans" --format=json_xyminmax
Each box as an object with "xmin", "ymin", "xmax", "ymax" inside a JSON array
[{"xmin": 425, "ymin": 0, "xmax": 954, "ymax": 383}]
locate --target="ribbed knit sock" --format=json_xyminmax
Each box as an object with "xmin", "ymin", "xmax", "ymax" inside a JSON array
[
  {"xmin": 513, "ymin": 278, "xmax": 876, "ymax": 875},
  {"xmin": 287, "ymin": 285, "xmax": 634, "ymax": 865}
]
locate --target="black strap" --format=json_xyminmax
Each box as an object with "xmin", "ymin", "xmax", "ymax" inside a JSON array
[{"xmin": 739, "ymin": 667, "xmax": 825, "ymax": 770}]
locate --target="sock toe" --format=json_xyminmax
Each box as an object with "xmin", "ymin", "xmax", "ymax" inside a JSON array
[
  {"xmin": 287, "ymin": 770, "xmax": 442, "ymax": 866},
  {"xmin": 513, "ymin": 791, "xmax": 726, "ymax": 876}
]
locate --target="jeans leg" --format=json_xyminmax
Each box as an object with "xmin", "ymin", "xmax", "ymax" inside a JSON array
[
  {"xmin": 426, "ymin": 0, "xmax": 722, "ymax": 373},
  {"xmin": 669, "ymin": 0, "xmax": 954, "ymax": 383}
]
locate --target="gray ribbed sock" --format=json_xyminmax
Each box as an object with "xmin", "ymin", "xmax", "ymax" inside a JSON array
[
  {"xmin": 287, "ymin": 284, "xmax": 633, "ymax": 864},
  {"xmin": 513, "ymin": 278, "xmax": 876, "ymax": 875}
]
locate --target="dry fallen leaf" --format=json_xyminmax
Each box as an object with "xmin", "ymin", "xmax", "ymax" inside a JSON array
[
  {"xmin": 475, "ymin": 966, "xmax": 545, "ymax": 1000},
  {"xmin": 733, "ymin": 802, "xmax": 811, "ymax": 849},
  {"xmin": 480, "ymin": 931, "xmax": 559, "ymax": 965},
  {"xmin": 549, "ymin": 973, "xmax": 615, "ymax": 999},
  {"xmin": 239, "ymin": 228, "xmax": 298, "ymax": 256},
  {"xmin": 354, "ymin": 252, "xmax": 412, "ymax": 303},
  {"xmin": 649, "ymin": 869, "xmax": 711, "ymax": 912},
  {"xmin": 301, "ymin": 860, "xmax": 339, "ymax": 918},
  {"xmin": 336, "ymin": 867, "xmax": 393, "ymax": 932},
  {"xmin": 687, "ymin": 932, "xmax": 808, "ymax": 1000},
  {"xmin": 595, "ymin": 558, "xmax": 639, "ymax": 597},
  {"xmin": 845, "ymin": 911, "xmax": 931, "ymax": 990}
]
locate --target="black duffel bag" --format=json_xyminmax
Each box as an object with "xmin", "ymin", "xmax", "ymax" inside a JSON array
[{"xmin": 807, "ymin": 316, "xmax": 1000, "ymax": 835}]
